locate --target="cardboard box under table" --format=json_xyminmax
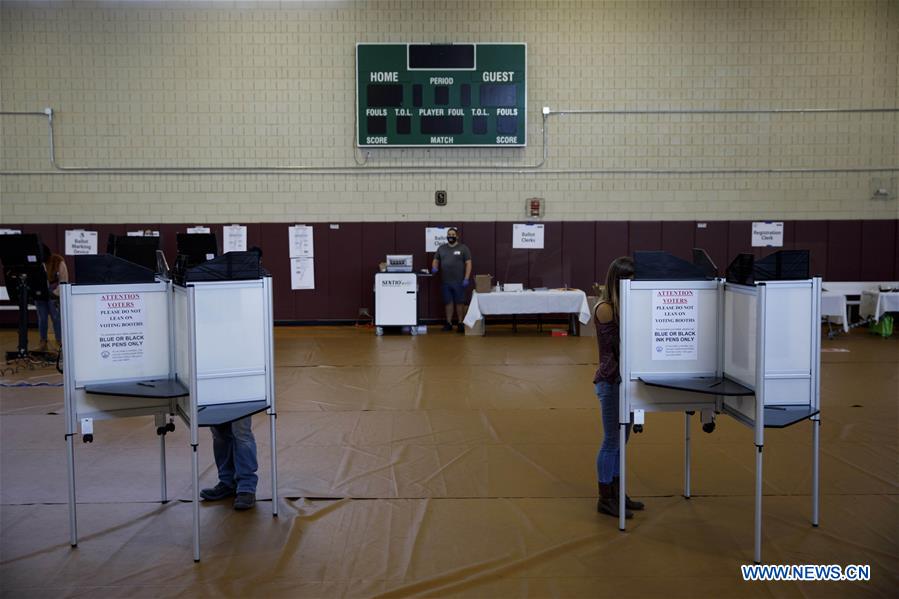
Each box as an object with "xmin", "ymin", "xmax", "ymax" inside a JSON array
[{"xmin": 61, "ymin": 254, "xmax": 278, "ymax": 563}]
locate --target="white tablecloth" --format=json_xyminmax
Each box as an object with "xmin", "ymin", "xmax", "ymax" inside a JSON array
[
  {"xmin": 860, "ymin": 291, "xmax": 899, "ymax": 322},
  {"xmin": 463, "ymin": 290, "xmax": 591, "ymax": 327},
  {"xmin": 820, "ymin": 291, "xmax": 849, "ymax": 333}
]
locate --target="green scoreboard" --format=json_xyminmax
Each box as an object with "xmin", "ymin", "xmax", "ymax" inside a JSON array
[{"xmin": 356, "ymin": 43, "xmax": 527, "ymax": 147}]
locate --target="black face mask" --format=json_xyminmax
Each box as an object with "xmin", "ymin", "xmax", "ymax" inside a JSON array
[{"xmin": 447, "ymin": 236, "xmax": 457, "ymax": 243}]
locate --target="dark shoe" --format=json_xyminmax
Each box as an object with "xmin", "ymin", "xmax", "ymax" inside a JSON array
[
  {"xmin": 612, "ymin": 477, "xmax": 645, "ymax": 510},
  {"xmin": 233, "ymin": 492, "xmax": 256, "ymax": 511},
  {"xmin": 457, "ymin": 323, "xmax": 465, "ymax": 333},
  {"xmin": 200, "ymin": 482, "xmax": 235, "ymax": 501},
  {"xmin": 442, "ymin": 323, "xmax": 453, "ymax": 331},
  {"xmin": 597, "ymin": 483, "xmax": 633, "ymax": 519}
]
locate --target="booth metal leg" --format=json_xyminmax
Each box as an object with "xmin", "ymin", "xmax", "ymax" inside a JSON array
[
  {"xmin": 754, "ymin": 445, "xmax": 763, "ymax": 564},
  {"xmin": 618, "ymin": 423, "xmax": 627, "ymax": 532},
  {"xmin": 270, "ymin": 413, "xmax": 279, "ymax": 518},
  {"xmin": 65, "ymin": 433, "xmax": 78, "ymax": 547},
  {"xmin": 812, "ymin": 418, "xmax": 820, "ymax": 527},
  {"xmin": 159, "ymin": 434, "xmax": 168, "ymax": 503},
  {"xmin": 191, "ymin": 443, "xmax": 200, "ymax": 562},
  {"xmin": 684, "ymin": 413, "xmax": 692, "ymax": 499}
]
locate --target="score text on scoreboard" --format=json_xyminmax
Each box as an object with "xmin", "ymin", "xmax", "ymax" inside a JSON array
[{"xmin": 356, "ymin": 43, "xmax": 526, "ymax": 148}]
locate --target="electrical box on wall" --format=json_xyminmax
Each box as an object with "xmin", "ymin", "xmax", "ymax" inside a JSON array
[
  {"xmin": 435, "ymin": 190, "xmax": 447, "ymax": 206},
  {"xmin": 526, "ymin": 197, "xmax": 544, "ymax": 219}
]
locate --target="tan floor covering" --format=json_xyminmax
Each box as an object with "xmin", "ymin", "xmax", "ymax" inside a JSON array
[{"xmin": 0, "ymin": 326, "xmax": 897, "ymax": 598}]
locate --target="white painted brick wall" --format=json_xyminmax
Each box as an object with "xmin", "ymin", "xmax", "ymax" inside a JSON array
[{"xmin": 0, "ymin": 0, "xmax": 897, "ymax": 223}]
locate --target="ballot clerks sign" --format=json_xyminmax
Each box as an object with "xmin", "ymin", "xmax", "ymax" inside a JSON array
[
  {"xmin": 96, "ymin": 293, "xmax": 145, "ymax": 364},
  {"xmin": 652, "ymin": 289, "xmax": 698, "ymax": 360}
]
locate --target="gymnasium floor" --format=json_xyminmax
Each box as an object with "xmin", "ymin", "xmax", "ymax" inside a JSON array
[{"xmin": 1, "ymin": 325, "xmax": 896, "ymax": 598}]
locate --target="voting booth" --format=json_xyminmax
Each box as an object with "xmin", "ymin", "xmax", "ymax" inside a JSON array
[
  {"xmin": 618, "ymin": 250, "xmax": 821, "ymax": 564},
  {"xmin": 61, "ymin": 252, "xmax": 278, "ymax": 562}
]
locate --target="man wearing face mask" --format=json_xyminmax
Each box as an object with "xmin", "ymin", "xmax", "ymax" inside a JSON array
[{"xmin": 431, "ymin": 227, "xmax": 473, "ymax": 332}]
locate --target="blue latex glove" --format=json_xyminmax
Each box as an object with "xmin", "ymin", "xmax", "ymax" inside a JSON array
[
  {"xmin": 462, "ymin": 278, "xmax": 470, "ymax": 288},
  {"xmin": 431, "ymin": 266, "xmax": 438, "ymax": 274}
]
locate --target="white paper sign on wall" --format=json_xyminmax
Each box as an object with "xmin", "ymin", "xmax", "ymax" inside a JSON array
[
  {"xmin": 751, "ymin": 222, "xmax": 784, "ymax": 247},
  {"xmin": 512, "ymin": 223, "xmax": 545, "ymax": 249},
  {"xmin": 291, "ymin": 257, "xmax": 315, "ymax": 290},
  {"xmin": 65, "ymin": 230, "xmax": 98, "ymax": 255},
  {"xmin": 127, "ymin": 230, "xmax": 160, "ymax": 237},
  {"xmin": 186, "ymin": 226, "xmax": 211, "ymax": 234},
  {"xmin": 425, "ymin": 227, "xmax": 452, "ymax": 252},
  {"xmin": 652, "ymin": 289, "xmax": 699, "ymax": 361},
  {"xmin": 289, "ymin": 225, "xmax": 314, "ymax": 258},
  {"xmin": 0, "ymin": 229, "xmax": 22, "ymax": 235},
  {"xmin": 223, "ymin": 225, "xmax": 247, "ymax": 252}
]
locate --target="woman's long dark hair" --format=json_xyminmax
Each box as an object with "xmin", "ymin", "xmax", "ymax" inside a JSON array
[{"xmin": 600, "ymin": 256, "xmax": 635, "ymax": 321}]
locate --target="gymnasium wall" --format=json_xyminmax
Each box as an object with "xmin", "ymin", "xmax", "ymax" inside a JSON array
[
  {"xmin": 1, "ymin": 0, "xmax": 898, "ymax": 224},
  {"xmin": 2, "ymin": 219, "xmax": 896, "ymax": 322}
]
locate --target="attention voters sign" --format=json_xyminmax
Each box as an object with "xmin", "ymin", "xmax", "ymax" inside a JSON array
[
  {"xmin": 96, "ymin": 292, "xmax": 145, "ymax": 364},
  {"xmin": 652, "ymin": 289, "xmax": 698, "ymax": 360}
]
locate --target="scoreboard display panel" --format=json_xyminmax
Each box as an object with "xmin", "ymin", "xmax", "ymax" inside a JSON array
[{"xmin": 356, "ymin": 43, "xmax": 526, "ymax": 147}]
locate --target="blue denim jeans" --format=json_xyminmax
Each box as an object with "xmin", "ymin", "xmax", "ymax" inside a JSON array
[
  {"xmin": 35, "ymin": 299, "xmax": 61, "ymax": 343},
  {"xmin": 596, "ymin": 382, "xmax": 630, "ymax": 484},
  {"xmin": 210, "ymin": 416, "xmax": 258, "ymax": 494}
]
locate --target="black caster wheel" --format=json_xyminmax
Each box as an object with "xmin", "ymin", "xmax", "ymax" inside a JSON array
[
  {"xmin": 82, "ymin": 434, "xmax": 93, "ymax": 443},
  {"xmin": 156, "ymin": 426, "xmax": 166, "ymax": 436},
  {"xmin": 166, "ymin": 422, "xmax": 175, "ymax": 433},
  {"xmin": 633, "ymin": 424, "xmax": 643, "ymax": 433},
  {"xmin": 702, "ymin": 421, "xmax": 716, "ymax": 434},
  {"xmin": 686, "ymin": 410, "xmax": 695, "ymax": 415}
]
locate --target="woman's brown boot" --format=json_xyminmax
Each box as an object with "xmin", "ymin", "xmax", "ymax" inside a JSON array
[{"xmin": 597, "ymin": 483, "xmax": 633, "ymax": 519}]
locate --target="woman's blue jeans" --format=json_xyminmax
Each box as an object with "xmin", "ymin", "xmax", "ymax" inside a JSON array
[
  {"xmin": 596, "ymin": 381, "xmax": 630, "ymax": 484},
  {"xmin": 35, "ymin": 299, "xmax": 61, "ymax": 343}
]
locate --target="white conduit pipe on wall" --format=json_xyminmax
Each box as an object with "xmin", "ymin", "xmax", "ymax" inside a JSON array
[{"xmin": 0, "ymin": 107, "xmax": 897, "ymax": 176}]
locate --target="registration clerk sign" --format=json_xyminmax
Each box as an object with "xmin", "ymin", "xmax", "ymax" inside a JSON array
[{"xmin": 651, "ymin": 289, "xmax": 698, "ymax": 360}]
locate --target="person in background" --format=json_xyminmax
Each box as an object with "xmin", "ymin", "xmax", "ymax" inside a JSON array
[
  {"xmin": 200, "ymin": 247, "xmax": 262, "ymax": 510},
  {"xmin": 593, "ymin": 256, "xmax": 645, "ymax": 519},
  {"xmin": 37, "ymin": 245, "xmax": 67, "ymax": 353},
  {"xmin": 431, "ymin": 227, "xmax": 472, "ymax": 333}
]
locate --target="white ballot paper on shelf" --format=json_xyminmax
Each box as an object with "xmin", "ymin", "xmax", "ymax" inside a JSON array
[
  {"xmin": 289, "ymin": 225, "xmax": 314, "ymax": 258},
  {"xmin": 186, "ymin": 226, "xmax": 211, "ymax": 234},
  {"xmin": 425, "ymin": 227, "xmax": 451, "ymax": 252},
  {"xmin": 291, "ymin": 257, "xmax": 315, "ymax": 290},
  {"xmin": 513, "ymin": 223, "xmax": 545, "ymax": 249},
  {"xmin": 65, "ymin": 230, "xmax": 98, "ymax": 255},
  {"xmin": 223, "ymin": 225, "xmax": 247, "ymax": 252}
]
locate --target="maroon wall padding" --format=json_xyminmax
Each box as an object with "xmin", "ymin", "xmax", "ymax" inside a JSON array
[
  {"xmin": 594, "ymin": 221, "xmax": 628, "ymax": 284},
  {"xmin": 361, "ymin": 223, "xmax": 396, "ymax": 319},
  {"xmin": 727, "ymin": 221, "xmax": 754, "ymax": 261},
  {"xmin": 562, "ymin": 221, "xmax": 596, "ymax": 291},
  {"xmin": 3, "ymin": 219, "xmax": 898, "ymax": 323},
  {"xmin": 694, "ymin": 221, "xmax": 729, "ymax": 276},
  {"xmin": 661, "ymin": 221, "xmax": 695, "ymax": 262},
  {"xmin": 495, "ymin": 222, "xmax": 530, "ymax": 288},
  {"xmin": 628, "ymin": 221, "xmax": 662, "ymax": 254},
  {"xmin": 860, "ymin": 220, "xmax": 897, "ymax": 281},
  {"xmin": 794, "ymin": 220, "xmax": 828, "ymax": 279},
  {"xmin": 529, "ymin": 221, "xmax": 563, "ymax": 288},
  {"xmin": 826, "ymin": 220, "xmax": 862, "ymax": 281},
  {"xmin": 259, "ymin": 223, "xmax": 295, "ymax": 321},
  {"xmin": 318, "ymin": 223, "xmax": 357, "ymax": 320}
]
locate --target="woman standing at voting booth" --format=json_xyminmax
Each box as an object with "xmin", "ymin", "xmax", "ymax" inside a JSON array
[
  {"xmin": 594, "ymin": 256, "xmax": 644, "ymax": 519},
  {"xmin": 36, "ymin": 245, "xmax": 67, "ymax": 352}
]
